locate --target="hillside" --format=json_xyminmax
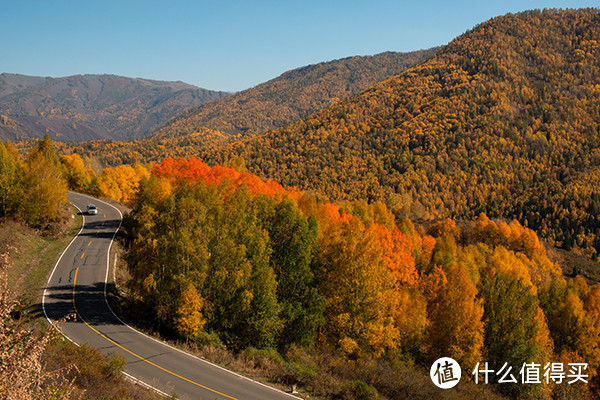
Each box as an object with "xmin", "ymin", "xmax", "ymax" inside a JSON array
[
  {"xmin": 0, "ymin": 73, "xmax": 229, "ymax": 141},
  {"xmin": 195, "ymin": 8, "xmax": 600, "ymax": 258},
  {"xmin": 151, "ymin": 49, "xmax": 438, "ymax": 141}
]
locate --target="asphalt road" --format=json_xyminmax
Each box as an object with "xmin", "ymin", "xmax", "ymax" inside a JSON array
[{"xmin": 43, "ymin": 192, "xmax": 298, "ymax": 400}]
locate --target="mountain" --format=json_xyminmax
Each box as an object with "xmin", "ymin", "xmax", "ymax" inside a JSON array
[
  {"xmin": 195, "ymin": 9, "xmax": 600, "ymax": 258},
  {"xmin": 0, "ymin": 74, "xmax": 229, "ymax": 141},
  {"xmin": 151, "ymin": 49, "xmax": 438, "ymax": 141},
  {"xmin": 51, "ymin": 48, "xmax": 438, "ymax": 164}
]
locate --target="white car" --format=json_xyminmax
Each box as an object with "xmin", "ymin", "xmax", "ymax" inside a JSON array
[{"xmin": 87, "ymin": 204, "xmax": 98, "ymax": 215}]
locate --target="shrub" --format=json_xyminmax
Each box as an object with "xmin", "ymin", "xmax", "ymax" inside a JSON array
[{"xmin": 341, "ymin": 380, "xmax": 378, "ymax": 400}]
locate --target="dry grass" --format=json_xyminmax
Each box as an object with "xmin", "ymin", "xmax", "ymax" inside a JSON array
[
  {"xmin": 2, "ymin": 205, "xmax": 81, "ymax": 308},
  {"xmin": 0, "ymin": 246, "xmax": 76, "ymax": 400},
  {"xmin": 43, "ymin": 340, "xmax": 162, "ymax": 400},
  {"xmin": 547, "ymin": 245, "xmax": 600, "ymax": 285},
  {"xmin": 180, "ymin": 342, "xmax": 508, "ymax": 400}
]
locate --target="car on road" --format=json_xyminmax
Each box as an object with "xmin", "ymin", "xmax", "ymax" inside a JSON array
[{"xmin": 87, "ymin": 204, "xmax": 98, "ymax": 215}]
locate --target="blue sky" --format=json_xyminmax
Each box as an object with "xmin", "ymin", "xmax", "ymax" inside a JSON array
[{"xmin": 1, "ymin": 1, "xmax": 595, "ymax": 91}]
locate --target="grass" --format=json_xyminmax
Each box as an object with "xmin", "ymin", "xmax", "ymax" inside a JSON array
[{"xmin": 5, "ymin": 208, "xmax": 81, "ymax": 320}]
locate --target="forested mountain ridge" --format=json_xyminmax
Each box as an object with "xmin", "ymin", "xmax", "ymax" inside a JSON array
[
  {"xmin": 150, "ymin": 49, "xmax": 438, "ymax": 141},
  {"xmin": 196, "ymin": 8, "xmax": 600, "ymax": 258},
  {"xmin": 0, "ymin": 73, "xmax": 229, "ymax": 141}
]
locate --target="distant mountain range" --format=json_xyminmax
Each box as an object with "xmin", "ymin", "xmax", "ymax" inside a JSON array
[
  {"xmin": 2, "ymin": 49, "xmax": 436, "ymax": 144},
  {"xmin": 50, "ymin": 49, "xmax": 438, "ymax": 165},
  {"xmin": 151, "ymin": 49, "xmax": 438, "ymax": 142},
  {"xmin": 0, "ymin": 73, "xmax": 229, "ymax": 141}
]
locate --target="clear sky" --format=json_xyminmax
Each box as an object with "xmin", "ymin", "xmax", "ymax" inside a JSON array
[{"xmin": 1, "ymin": 0, "xmax": 595, "ymax": 92}]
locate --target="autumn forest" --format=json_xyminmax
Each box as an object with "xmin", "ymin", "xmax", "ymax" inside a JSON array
[{"xmin": 3, "ymin": 7, "xmax": 600, "ymax": 400}]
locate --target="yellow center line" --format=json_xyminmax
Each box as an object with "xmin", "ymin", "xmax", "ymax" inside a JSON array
[
  {"xmin": 87, "ymin": 240, "xmax": 92, "ymax": 247},
  {"xmin": 80, "ymin": 252, "xmax": 85, "ymax": 259},
  {"xmin": 71, "ymin": 269, "xmax": 238, "ymax": 399}
]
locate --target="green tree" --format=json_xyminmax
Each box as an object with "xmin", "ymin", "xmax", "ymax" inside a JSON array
[
  {"xmin": 204, "ymin": 188, "xmax": 281, "ymax": 349},
  {"xmin": 480, "ymin": 270, "xmax": 545, "ymax": 398},
  {"xmin": 0, "ymin": 140, "xmax": 22, "ymax": 217},
  {"xmin": 422, "ymin": 260, "xmax": 484, "ymax": 373},
  {"xmin": 268, "ymin": 198, "xmax": 324, "ymax": 349}
]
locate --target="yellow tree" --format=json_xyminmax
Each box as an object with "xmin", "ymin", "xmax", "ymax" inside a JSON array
[
  {"xmin": 541, "ymin": 277, "xmax": 600, "ymax": 392},
  {"xmin": 174, "ymin": 284, "xmax": 207, "ymax": 340},
  {"xmin": 585, "ymin": 284, "xmax": 600, "ymax": 393},
  {"xmin": 427, "ymin": 218, "xmax": 461, "ymax": 241},
  {"xmin": 316, "ymin": 217, "xmax": 400, "ymax": 357},
  {"xmin": 99, "ymin": 164, "xmax": 149, "ymax": 203},
  {"xmin": 21, "ymin": 136, "xmax": 67, "ymax": 225},
  {"xmin": 422, "ymin": 261, "xmax": 484, "ymax": 373},
  {"xmin": 473, "ymin": 213, "xmax": 500, "ymax": 245},
  {"xmin": 60, "ymin": 153, "xmax": 100, "ymax": 195},
  {"xmin": 0, "ymin": 140, "xmax": 23, "ymax": 217}
]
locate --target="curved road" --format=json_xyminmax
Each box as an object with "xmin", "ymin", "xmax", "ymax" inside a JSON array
[{"xmin": 43, "ymin": 192, "xmax": 298, "ymax": 400}]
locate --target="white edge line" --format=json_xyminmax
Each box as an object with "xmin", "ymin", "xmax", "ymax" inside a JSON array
[
  {"xmin": 121, "ymin": 371, "xmax": 170, "ymax": 397},
  {"xmin": 70, "ymin": 192, "xmax": 301, "ymax": 399},
  {"xmin": 42, "ymin": 199, "xmax": 85, "ymax": 347}
]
